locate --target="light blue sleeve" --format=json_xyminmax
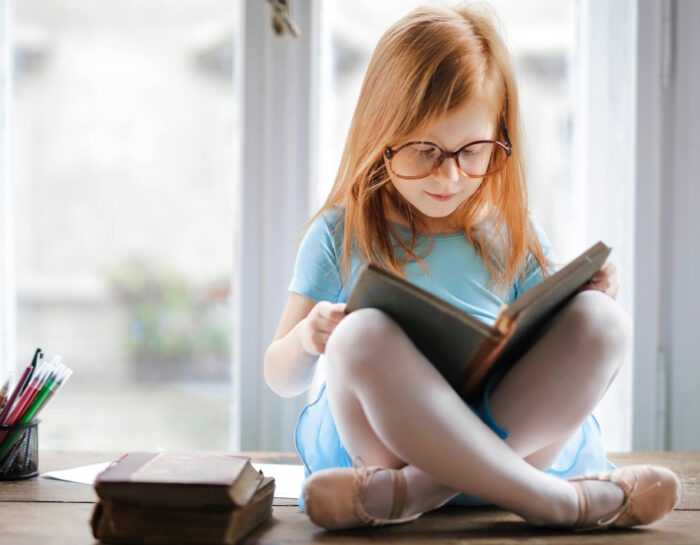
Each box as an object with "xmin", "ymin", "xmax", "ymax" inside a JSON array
[
  {"xmin": 513, "ymin": 217, "xmax": 559, "ymax": 299},
  {"xmin": 288, "ymin": 211, "xmax": 343, "ymax": 302}
]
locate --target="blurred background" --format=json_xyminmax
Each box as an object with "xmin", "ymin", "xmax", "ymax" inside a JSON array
[{"xmin": 0, "ymin": 0, "xmax": 697, "ymax": 454}]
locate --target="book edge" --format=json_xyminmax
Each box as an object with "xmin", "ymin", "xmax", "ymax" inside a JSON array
[
  {"xmin": 350, "ymin": 263, "xmax": 499, "ymax": 339},
  {"xmin": 501, "ymin": 241, "xmax": 611, "ymax": 320}
]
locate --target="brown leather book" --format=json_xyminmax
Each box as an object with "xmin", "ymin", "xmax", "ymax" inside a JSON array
[
  {"xmin": 94, "ymin": 452, "xmax": 264, "ymax": 510},
  {"xmin": 346, "ymin": 241, "xmax": 611, "ymax": 403},
  {"xmin": 91, "ymin": 476, "xmax": 275, "ymax": 545}
]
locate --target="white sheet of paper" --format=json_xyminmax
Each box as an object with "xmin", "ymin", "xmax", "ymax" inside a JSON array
[
  {"xmin": 41, "ymin": 461, "xmax": 305, "ymax": 499},
  {"xmin": 42, "ymin": 461, "xmax": 113, "ymax": 485},
  {"xmin": 252, "ymin": 462, "xmax": 305, "ymax": 499}
]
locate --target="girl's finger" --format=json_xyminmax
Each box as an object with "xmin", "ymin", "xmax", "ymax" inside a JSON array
[
  {"xmin": 598, "ymin": 280, "xmax": 611, "ymax": 293},
  {"xmin": 577, "ymin": 281, "xmax": 593, "ymax": 293},
  {"xmin": 610, "ymin": 282, "xmax": 620, "ymax": 300},
  {"xmin": 315, "ymin": 314, "xmax": 342, "ymax": 332},
  {"xmin": 592, "ymin": 269, "xmax": 608, "ymax": 281},
  {"xmin": 321, "ymin": 304, "xmax": 347, "ymax": 322},
  {"xmin": 312, "ymin": 331, "xmax": 330, "ymax": 349}
]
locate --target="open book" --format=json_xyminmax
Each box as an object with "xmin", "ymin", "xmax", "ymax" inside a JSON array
[{"xmin": 345, "ymin": 241, "xmax": 611, "ymax": 403}]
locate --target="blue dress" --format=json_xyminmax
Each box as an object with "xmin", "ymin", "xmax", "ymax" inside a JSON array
[{"xmin": 289, "ymin": 208, "xmax": 615, "ymax": 510}]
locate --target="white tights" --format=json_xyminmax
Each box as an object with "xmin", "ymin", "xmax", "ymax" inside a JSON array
[{"xmin": 323, "ymin": 290, "xmax": 631, "ymax": 526}]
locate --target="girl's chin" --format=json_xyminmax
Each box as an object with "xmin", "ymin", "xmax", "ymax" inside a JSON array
[{"xmin": 415, "ymin": 197, "xmax": 464, "ymax": 217}]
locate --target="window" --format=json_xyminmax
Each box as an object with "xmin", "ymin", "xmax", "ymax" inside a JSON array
[{"xmin": 11, "ymin": 0, "xmax": 237, "ymax": 450}]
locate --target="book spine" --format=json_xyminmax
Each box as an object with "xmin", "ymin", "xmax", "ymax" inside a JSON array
[
  {"xmin": 458, "ymin": 315, "xmax": 518, "ymax": 403},
  {"xmin": 493, "ymin": 308, "xmax": 514, "ymax": 336}
]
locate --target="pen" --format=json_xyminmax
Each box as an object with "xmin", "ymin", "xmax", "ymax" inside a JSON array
[
  {"xmin": 24, "ymin": 367, "xmax": 72, "ymax": 422},
  {"xmin": 20, "ymin": 364, "xmax": 64, "ymax": 423},
  {"xmin": 0, "ymin": 365, "xmax": 73, "ymax": 461},
  {"xmin": 0, "ymin": 377, "xmax": 10, "ymax": 410},
  {"xmin": 0, "ymin": 364, "xmax": 50, "ymax": 452},
  {"xmin": 4, "ymin": 362, "xmax": 50, "ymax": 427},
  {"xmin": 19, "ymin": 348, "xmax": 43, "ymax": 397},
  {"xmin": 0, "ymin": 365, "xmax": 33, "ymax": 425}
]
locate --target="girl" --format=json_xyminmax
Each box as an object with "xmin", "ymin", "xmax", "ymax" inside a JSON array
[{"xmin": 264, "ymin": 3, "xmax": 680, "ymax": 532}]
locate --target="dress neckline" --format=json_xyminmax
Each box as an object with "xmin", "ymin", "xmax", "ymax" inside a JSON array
[{"xmin": 390, "ymin": 222, "xmax": 466, "ymax": 239}]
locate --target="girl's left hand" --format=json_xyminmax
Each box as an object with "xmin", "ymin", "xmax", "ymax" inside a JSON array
[{"xmin": 578, "ymin": 258, "xmax": 619, "ymax": 300}]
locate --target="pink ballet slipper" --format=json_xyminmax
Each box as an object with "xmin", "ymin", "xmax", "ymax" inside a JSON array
[
  {"xmin": 568, "ymin": 464, "xmax": 681, "ymax": 531},
  {"xmin": 302, "ymin": 457, "xmax": 422, "ymax": 530}
]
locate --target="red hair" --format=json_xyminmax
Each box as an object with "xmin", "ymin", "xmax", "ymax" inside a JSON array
[{"xmin": 303, "ymin": 3, "xmax": 553, "ymax": 296}]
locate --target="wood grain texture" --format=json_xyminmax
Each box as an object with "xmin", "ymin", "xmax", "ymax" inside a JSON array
[{"xmin": 0, "ymin": 450, "xmax": 698, "ymax": 544}]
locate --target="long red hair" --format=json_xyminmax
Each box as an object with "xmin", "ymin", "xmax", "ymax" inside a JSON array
[{"xmin": 304, "ymin": 3, "xmax": 553, "ymax": 296}]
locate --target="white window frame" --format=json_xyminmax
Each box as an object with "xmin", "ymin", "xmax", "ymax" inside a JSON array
[
  {"xmin": 0, "ymin": 0, "xmax": 16, "ymax": 382},
  {"xmin": 634, "ymin": 0, "xmax": 700, "ymax": 451},
  {"xmin": 231, "ymin": 0, "xmax": 321, "ymax": 451},
  {"xmin": 573, "ymin": 0, "xmax": 637, "ymax": 452}
]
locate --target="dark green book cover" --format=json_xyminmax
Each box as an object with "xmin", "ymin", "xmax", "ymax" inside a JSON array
[{"xmin": 345, "ymin": 241, "xmax": 611, "ymax": 402}]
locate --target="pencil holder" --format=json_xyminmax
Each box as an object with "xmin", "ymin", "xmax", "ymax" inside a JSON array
[{"xmin": 0, "ymin": 419, "xmax": 40, "ymax": 480}]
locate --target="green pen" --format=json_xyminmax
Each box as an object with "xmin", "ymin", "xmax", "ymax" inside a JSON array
[
  {"xmin": 0, "ymin": 365, "xmax": 70, "ymax": 462},
  {"xmin": 20, "ymin": 367, "xmax": 61, "ymax": 424}
]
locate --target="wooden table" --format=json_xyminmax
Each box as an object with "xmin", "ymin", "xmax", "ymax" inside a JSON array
[{"xmin": 1, "ymin": 450, "xmax": 699, "ymax": 544}]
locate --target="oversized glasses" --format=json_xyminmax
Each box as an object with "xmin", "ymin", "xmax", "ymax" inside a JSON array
[{"xmin": 384, "ymin": 134, "xmax": 512, "ymax": 180}]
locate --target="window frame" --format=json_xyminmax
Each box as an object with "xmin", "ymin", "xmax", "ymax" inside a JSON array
[
  {"xmin": 231, "ymin": 0, "xmax": 321, "ymax": 450},
  {"xmin": 0, "ymin": 0, "xmax": 16, "ymax": 383}
]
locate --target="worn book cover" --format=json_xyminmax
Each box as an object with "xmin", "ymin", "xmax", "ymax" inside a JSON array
[
  {"xmin": 346, "ymin": 241, "xmax": 611, "ymax": 402},
  {"xmin": 94, "ymin": 452, "xmax": 264, "ymax": 510},
  {"xmin": 91, "ymin": 476, "xmax": 275, "ymax": 545}
]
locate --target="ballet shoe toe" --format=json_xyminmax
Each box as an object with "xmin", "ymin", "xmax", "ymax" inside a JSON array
[
  {"xmin": 569, "ymin": 464, "xmax": 682, "ymax": 530},
  {"xmin": 303, "ymin": 467, "xmax": 364, "ymax": 530}
]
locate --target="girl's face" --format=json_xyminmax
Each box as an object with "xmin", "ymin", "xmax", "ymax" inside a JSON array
[{"xmin": 383, "ymin": 100, "xmax": 496, "ymax": 231}]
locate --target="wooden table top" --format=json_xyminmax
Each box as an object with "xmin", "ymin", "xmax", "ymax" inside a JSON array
[{"xmin": 1, "ymin": 450, "xmax": 699, "ymax": 544}]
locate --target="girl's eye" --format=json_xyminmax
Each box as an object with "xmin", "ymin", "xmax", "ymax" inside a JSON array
[
  {"xmin": 412, "ymin": 145, "xmax": 438, "ymax": 155},
  {"xmin": 460, "ymin": 143, "xmax": 487, "ymax": 156}
]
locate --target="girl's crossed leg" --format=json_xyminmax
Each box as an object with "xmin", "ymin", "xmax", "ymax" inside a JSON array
[{"xmin": 322, "ymin": 290, "xmax": 631, "ymax": 526}]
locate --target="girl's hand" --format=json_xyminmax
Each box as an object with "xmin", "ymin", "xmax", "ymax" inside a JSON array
[
  {"xmin": 578, "ymin": 258, "xmax": 619, "ymax": 300},
  {"xmin": 299, "ymin": 301, "xmax": 347, "ymax": 355}
]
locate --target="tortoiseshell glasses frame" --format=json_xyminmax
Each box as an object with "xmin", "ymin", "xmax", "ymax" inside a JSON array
[{"xmin": 383, "ymin": 124, "xmax": 513, "ymax": 180}]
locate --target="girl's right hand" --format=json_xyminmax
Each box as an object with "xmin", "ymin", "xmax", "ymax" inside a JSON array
[{"xmin": 300, "ymin": 301, "xmax": 347, "ymax": 355}]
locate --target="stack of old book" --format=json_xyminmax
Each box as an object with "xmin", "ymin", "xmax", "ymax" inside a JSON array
[{"xmin": 91, "ymin": 452, "xmax": 274, "ymax": 545}]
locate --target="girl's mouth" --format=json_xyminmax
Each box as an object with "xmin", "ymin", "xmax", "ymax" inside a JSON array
[{"xmin": 425, "ymin": 191, "xmax": 457, "ymax": 201}]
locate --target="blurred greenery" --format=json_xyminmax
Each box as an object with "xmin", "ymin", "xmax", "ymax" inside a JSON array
[{"xmin": 108, "ymin": 261, "xmax": 232, "ymax": 378}]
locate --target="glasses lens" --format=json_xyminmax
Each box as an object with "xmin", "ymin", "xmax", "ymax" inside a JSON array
[
  {"xmin": 391, "ymin": 143, "xmax": 441, "ymax": 178},
  {"xmin": 458, "ymin": 142, "xmax": 508, "ymax": 177}
]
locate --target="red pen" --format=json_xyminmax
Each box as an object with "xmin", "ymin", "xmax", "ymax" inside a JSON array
[
  {"xmin": 5, "ymin": 363, "xmax": 49, "ymax": 426},
  {"xmin": 0, "ymin": 365, "xmax": 33, "ymax": 425}
]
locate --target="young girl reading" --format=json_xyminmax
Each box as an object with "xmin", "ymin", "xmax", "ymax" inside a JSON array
[{"xmin": 264, "ymin": 3, "xmax": 680, "ymax": 532}]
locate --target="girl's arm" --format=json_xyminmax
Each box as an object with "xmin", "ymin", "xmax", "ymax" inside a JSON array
[{"xmin": 264, "ymin": 292, "xmax": 346, "ymax": 398}]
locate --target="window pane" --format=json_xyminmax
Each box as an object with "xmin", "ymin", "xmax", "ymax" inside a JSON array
[{"xmin": 12, "ymin": 0, "xmax": 237, "ymax": 450}]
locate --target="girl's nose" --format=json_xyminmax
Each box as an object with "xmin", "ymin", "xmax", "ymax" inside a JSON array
[{"xmin": 435, "ymin": 155, "xmax": 461, "ymax": 183}]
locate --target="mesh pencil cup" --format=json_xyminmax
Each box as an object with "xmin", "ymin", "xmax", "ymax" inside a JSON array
[{"xmin": 0, "ymin": 419, "xmax": 40, "ymax": 479}]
